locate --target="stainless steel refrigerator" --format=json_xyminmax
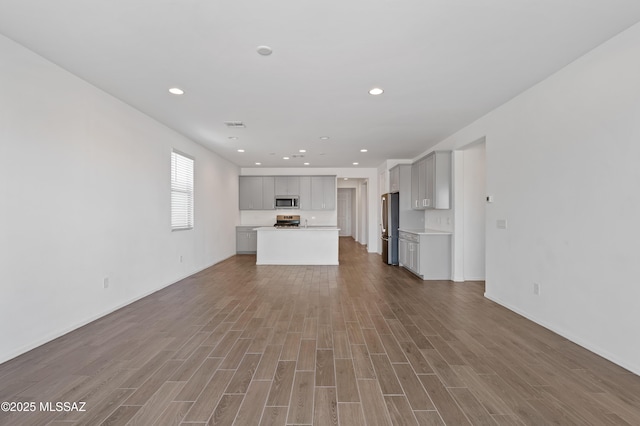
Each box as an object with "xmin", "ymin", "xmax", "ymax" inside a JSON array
[{"xmin": 381, "ymin": 192, "xmax": 399, "ymax": 265}]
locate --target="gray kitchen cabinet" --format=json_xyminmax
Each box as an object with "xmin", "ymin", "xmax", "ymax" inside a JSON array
[
  {"xmin": 321, "ymin": 176, "xmax": 336, "ymax": 210},
  {"xmin": 236, "ymin": 226, "xmax": 257, "ymax": 253},
  {"xmin": 239, "ymin": 176, "xmax": 261, "ymax": 210},
  {"xmin": 395, "ymin": 164, "xmax": 423, "ymax": 229},
  {"xmin": 398, "ymin": 230, "xmax": 451, "ymax": 280},
  {"xmin": 262, "ymin": 176, "xmax": 275, "ymax": 209},
  {"xmin": 299, "ymin": 176, "xmax": 311, "ymax": 209},
  {"xmin": 240, "ymin": 175, "xmax": 334, "ymax": 211},
  {"xmin": 398, "ymin": 232, "xmax": 420, "ymax": 275},
  {"xmin": 239, "ymin": 176, "xmax": 275, "ymax": 210},
  {"xmin": 411, "ymin": 157, "xmax": 428, "ymax": 209},
  {"xmin": 411, "ymin": 151, "xmax": 451, "ymax": 210},
  {"xmin": 398, "ymin": 237, "xmax": 409, "ymax": 269},
  {"xmin": 411, "ymin": 161, "xmax": 420, "ymax": 210},
  {"xmin": 310, "ymin": 176, "xmax": 336, "ymax": 210},
  {"xmin": 389, "ymin": 165, "xmax": 400, "ymax": 193},
  {"xmin": 274, "ymin": 176, "xmax": 300, "ymax": 196}
]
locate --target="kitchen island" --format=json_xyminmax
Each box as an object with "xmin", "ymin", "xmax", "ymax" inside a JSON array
[{"xmin": 255, "ymin": 227, "xmax": 340, "ymax": 265}]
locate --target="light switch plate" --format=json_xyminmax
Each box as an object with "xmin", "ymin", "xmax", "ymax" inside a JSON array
[{"xmin": 497, "ymin": 219, "xmax": 508, "ymax": 229}]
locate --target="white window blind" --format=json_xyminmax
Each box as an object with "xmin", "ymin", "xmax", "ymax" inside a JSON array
[{"xmin": 171, "ymin": 150, "xmax": 194, "ymax": 230}]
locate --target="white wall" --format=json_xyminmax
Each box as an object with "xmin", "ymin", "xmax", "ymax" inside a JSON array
[
  {"xmin": 415, "ymin": 23, "xmax": 640, "ymax": 374},
  {"xmin": 240, "ymin": 167, "xmax": 379, "ymax": 253},
  {"xmin": 0, "ymin": 35, "xmax": 239, "ymax": 363}
]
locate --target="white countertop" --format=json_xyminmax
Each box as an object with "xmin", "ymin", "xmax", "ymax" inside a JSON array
[
  {"xmin": 255, "ymin": 226, "xmax": 340, "ymax": 231},
  {"xmin": 399, "ymin": 228, "xmax": 452, "ymax": 235}
]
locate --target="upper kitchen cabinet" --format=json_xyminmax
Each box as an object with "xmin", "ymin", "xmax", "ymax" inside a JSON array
[
  {"xmin": 262, "ymin": 177, "xmax": 275, "ymax": 209},
  {"xmin": 389, "ymin": 165, "xmax": 400, "ymax": 193},
  {"xmin": 274, "ymin": 176, "xmax": 300, "ymax": 196},
  {"xmin": 239, "ymin": 176, "xmax": 275, "ymax": 210},
  {"xmin": 310, "ymin": 176, "xmax": 336, "ymax": 210},
  {"xmin": 299, "ymin": 176, "xmax": 312, "ymax": 210},
  {"xmin": 240, "ymin": 175, "xmax": 335, "ymax": 210},
  {"xmin": 411, "ymin": 151, "xmax": 451, "ymax": 210}
]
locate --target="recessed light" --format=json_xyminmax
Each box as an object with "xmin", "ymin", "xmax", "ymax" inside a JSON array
[
  {"xmin": 319, "ymin": 136, "xmax": 330, "ymax": 140},
  {"xmin": 304, "ymin": 162, "xmax": 310, "ymax": 166},
  {"xmin": 352, "ymin": 162, "xmax": 359, "ymax": 165},
  {"xmin": 360, "ymin": 149, "xmax": 368, "ymax": 152},
  {"xmin": 344, "ymin": 178, "xmax": 349, "ymax": 181},
  {"xmin": 299, "ymin": 149, "xmax": 306, "ymax": 153},
  {"xmin": 283, "ymin": 156, "xmax": 290, "ymax": 160},
  {"xmin": 228, "ymin": 136, "xmax": 238, "ymax": 140},
  {"xmin": 169, "ymin": 87, "xmax": 184, "ymax": 95},
  {"xmin": 369, "ymin": 87, "xmax": 384, "ymax": 95},
  {"xmin": 255, "ymin": 162, "xmax": 261, "ymax": 165},
  {"xmin": 237, "ymin": 149, "xmax": 245, "ymax": 153},
  {"xmin": 257, "ymin": 45, "xmax": 273, "ymax": 56}
]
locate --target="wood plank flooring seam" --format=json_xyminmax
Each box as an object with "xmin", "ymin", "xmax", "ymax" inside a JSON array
[{"xmin": 1, "ymin": 239, "xmax": 639, "ymax": 425}]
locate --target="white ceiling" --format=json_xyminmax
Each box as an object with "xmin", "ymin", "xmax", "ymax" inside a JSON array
[{"xmin": 2, "ymin": 1, "xmax": 640, "ymax": 169}]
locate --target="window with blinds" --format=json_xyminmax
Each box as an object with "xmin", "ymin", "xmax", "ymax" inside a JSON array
[{"xmin": 171, "ymin": 150, "xmax": 194, "ymax": 230}]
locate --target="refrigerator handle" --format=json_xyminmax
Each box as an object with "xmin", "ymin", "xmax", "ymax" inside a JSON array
[{"xmin": 380, "ymin": 199, "xmax": 386, "ymax": 235}]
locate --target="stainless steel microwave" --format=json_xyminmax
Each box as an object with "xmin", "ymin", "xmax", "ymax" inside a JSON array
[{"xmin": 275, "ymin": 196, "xmax": 299, "ymax": 209}]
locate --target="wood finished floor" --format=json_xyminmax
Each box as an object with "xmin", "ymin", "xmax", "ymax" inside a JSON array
[{"xmin": 1, "ymin": 238, "xmax": 640, "ymax": 426}]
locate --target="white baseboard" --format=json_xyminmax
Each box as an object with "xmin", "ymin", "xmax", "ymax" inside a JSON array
[
  {"xmin": 484, "ymin": 292, "xmax": 640, "ymax": 376},
  {"xmin": 0, "ymin": 256, "xmax": 231, "ymax": 365}
]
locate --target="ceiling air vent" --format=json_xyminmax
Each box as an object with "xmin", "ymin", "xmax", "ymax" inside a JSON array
[{"xmin": 224, "ymin": 121, "xmax": 246, "ymax": 128}]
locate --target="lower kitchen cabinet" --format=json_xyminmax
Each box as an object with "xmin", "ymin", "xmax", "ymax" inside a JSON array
[
  {"xmin": 398, "ymin": 230, "xmax": 451, "ymax": 280},
  {"xmin": 236, "ymin": 226, "xmax": 258, "ymax": 254}
]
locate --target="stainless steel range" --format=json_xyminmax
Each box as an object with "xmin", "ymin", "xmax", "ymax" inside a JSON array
[{"xmin": 274, "ymin": 215, "xmax": 300, "ymax": 228}]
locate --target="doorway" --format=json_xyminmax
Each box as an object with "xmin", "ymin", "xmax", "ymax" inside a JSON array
[
  {"xmin": 454, "ymin": 139, "xmax": 486, "ymax": 281},
  {"xmin": 337, "ymin": 178, "xmax": 369, "ymax": 247}
]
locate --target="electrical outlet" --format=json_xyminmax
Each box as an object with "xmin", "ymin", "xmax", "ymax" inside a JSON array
[
  {"xmin": 103, "ymin": 277, "xmax": 109, "ymax": 289},
  {"xmin": 533, "ymin": 282, "xmax": 540, "ymax": 295}
]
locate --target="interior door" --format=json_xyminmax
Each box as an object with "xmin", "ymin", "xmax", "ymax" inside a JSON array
[{"xmin": 337, "ymin": 189, "xmax": 351, "ymax": 236}]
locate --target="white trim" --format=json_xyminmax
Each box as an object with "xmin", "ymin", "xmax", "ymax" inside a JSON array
[
  {"xmin": 484, "ymin": 292, "xmax": 640, "ymax": 376},
  {"xmin": 0, "ymin": 256, "xmax": 233, "ymax": 365}
]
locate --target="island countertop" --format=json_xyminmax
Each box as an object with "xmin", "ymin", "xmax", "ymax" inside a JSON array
[
  {"xmin": 398, "ymin": 228, "xmax": 452, "ymax": 235},
  {"xmin": 254, "ymin": 226, "xmax": 340, "ymax": 231}
]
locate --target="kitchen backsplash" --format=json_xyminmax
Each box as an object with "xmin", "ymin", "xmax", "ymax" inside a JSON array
[
  {"xmin": 241, "ymin": 209, "xmax": 337, "ymax": 226},
  {"xmin": 424, "ymin": 209, "xmax": 454, "ymax": 232}
]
